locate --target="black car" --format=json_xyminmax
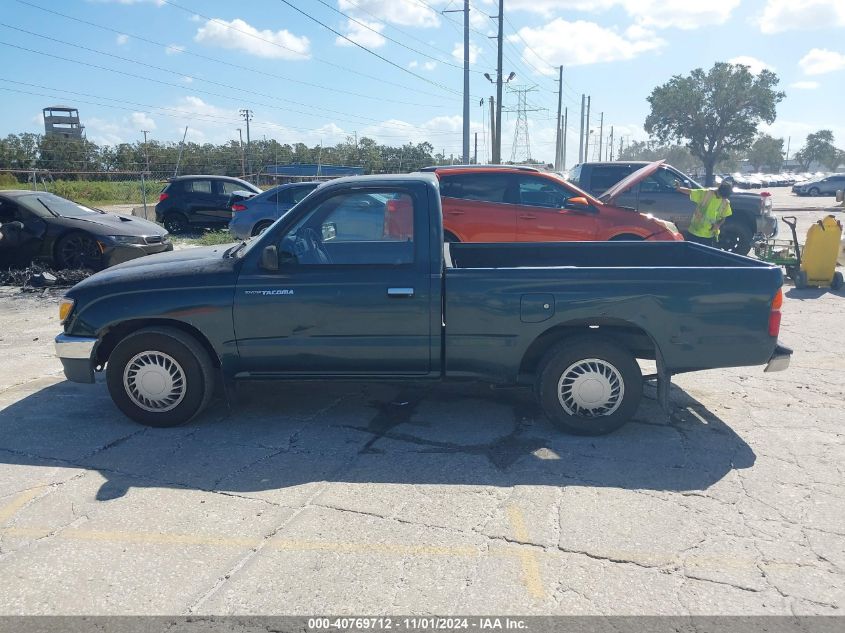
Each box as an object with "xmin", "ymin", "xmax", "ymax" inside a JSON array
[
  {"xmin": 0, "ymin": 190, "xmax": 171, "ymax": 270},
  {"xmin": 155, "ymin": 175, "xmax": 262, "ymax": 233}
]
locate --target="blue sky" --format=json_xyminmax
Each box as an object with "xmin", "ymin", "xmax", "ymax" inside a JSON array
[{"xmin": 2, "ymin": 0, "xmax": 844, "ymax": 167}]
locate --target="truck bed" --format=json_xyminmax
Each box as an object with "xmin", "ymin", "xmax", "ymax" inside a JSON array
[{"xmin": 443, "ymin": 241, "xmax": 783, "ymax": 381}]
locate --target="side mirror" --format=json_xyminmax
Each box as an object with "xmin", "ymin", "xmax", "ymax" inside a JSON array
[
  {"xmin": 259, "ymin": 245, "xmax": 279, "ymax": 271},
  {"xmin": 564, "ymin": 196, "xmax": 591, "ymax": 211}
]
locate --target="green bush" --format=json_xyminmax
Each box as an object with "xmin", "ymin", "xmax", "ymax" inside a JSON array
[
  {"xmin": 48, "ymin": 179, "xmax": 161, "ymax": 205},
  {"xmin": 0, "ymin": 173, "xmax": 21, "ymax": 188}
]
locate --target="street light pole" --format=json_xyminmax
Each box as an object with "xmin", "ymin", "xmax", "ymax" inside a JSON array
[
  {"xmin": 239, "ymin": 109, "xmax": 253, "ymax": 178},
  {"xmin": 494, "ymin": 0, "xmax": 504, "ymax": 164}
]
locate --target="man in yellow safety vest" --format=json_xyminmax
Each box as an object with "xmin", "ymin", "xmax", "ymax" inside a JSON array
[{"xmin": 674, "ymin": 178, "xmax": 734, "ymax": 247}]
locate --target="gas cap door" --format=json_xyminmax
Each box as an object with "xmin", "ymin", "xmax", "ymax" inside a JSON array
[{"xmin": 520, "ymin": 293, "xmax": 555, "ymax": 323}]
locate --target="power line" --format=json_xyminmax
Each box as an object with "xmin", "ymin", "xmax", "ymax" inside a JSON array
[
  {"xmin": 0, "ymin": 40, "xmax": 462, "ymax": 135},
  {"xmin": 13, "ymin": 0, "xmax": 447, "ymax": 109},
  {"xmin": 277, "ymin": 0, "xmax": 463, "ymax": 97},
  {"xmin": 155, "ymin": 0, "xmax": 455, "ymax": 100},
  {"xmin": 311, "ymin": 0, "xmax": 481, "ymax": 74}
]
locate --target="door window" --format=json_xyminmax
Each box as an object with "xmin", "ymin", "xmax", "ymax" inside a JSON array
[
  {"xmin": 640, "ymin": 168, "xmax": 682, "ymax": 193},
  {"xmin": 186, "ymin": 180, "xmax": 212, "ymax": 194},
  {"xmin": 281, "ymin": 191, "xmax": 415, "ymax": 266},
  {"xmin": 439, "ymin": 173, "xmax": 513, "ymax": 203},
  {"xmin": 221, "ymin": 181, "xmax": 247, "ymax": 195},
  {"xmin": 590, "ymin": 166, "xmax": 633, "ymax": 193},
  {"xmin": 517, "ymin": 176, "xmax": 574, "ymax": 208}
]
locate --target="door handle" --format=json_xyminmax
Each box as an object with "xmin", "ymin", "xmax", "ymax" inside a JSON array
[
  {"xmin": 387, "ymin": 287, "xmax": 414, "ymax": 298},
  {"xmin": 519, "ymin": 214, "xmax": 537, "ymax": 220}
]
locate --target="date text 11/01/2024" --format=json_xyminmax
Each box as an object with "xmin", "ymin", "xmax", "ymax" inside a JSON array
[{"xmin": 308, "ymin": 618, "xmax": 528, "ymax": 630}]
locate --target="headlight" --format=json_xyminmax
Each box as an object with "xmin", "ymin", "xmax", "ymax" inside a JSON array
[
  {"xmin": 107, "ymin": 235, "xmax": 146, "ymax": 245},
  {"xmin": 161, "ymin": 234, "xmax": 171, "ymax": 243},
  {"xmin": 59, "ymin": 298, "xmax": 74, "ymax": 324}
]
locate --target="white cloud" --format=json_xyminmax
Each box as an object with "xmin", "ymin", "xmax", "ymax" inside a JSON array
[
  {"xmin": 164, "ymin": 43, "xmax": 186, "ymax": 55},
  {"xmin": 408, "ymin": 60, "xmax": 418, "ymax": 68},
  {"xmin": 115, "ymin": 34, "xmax": 129, "ymax": 45},
  {"xmin": 499, "ymin": 0, "xmax": 739, "ymax": 30},
  {"xmin": 790, "ymin": 80, "xmax": 819, "ymax": 89},
  {"xmin": 728, "ymin": 56, "xmax": 773, "ymax": 74},
  {"xmin": 799, "ymin": 48, "xmax": 845, "ymax": 75},
  {"xmin": 130, "ymin": 112, "xmax": 156, "ymax": 131},
  {"xmin": 181, "ymin": 76, "xmax": 193, "ymax": 84},
  {"xmin": 511, "ymin": 19, "xmax": 664, "ymax": 72},
  {"xmin": 423, "ymin": 61, "xmax": 437, "ymax": 71},
  {"xmin": 336, "ymin": 18, "xmax": 386, "ymax": 48},
  {"xmin": 758, "ymin": 0, "xmax": 845, "ymax": 34},
  {"xmin": 451, "ymin": 42, "xmax": 482, "ymax": 65},
  {"xmin": 337, "ymin": 0, "xmax": 440, "ymax": 28},
  {"xmin": 194, "ymin": 17, "xmax": 310, "ymax": 60}
]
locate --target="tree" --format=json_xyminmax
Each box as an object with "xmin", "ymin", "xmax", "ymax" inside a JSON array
[
  {"xmin": 619, "ymin": 140, "xmax": 701, "ymax": 173},
  {"xmin": 644, "ymin": 62, "xmax": 785, "ymax": 185},
  {"xmin": 795, "ymin": 130, "xmax": 837, "ymax": 170},
  {"xmin": 747, "ymin": 134, "xmax": 784, "ymax": 171}
]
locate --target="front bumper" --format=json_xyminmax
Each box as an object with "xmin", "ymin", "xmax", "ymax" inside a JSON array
[
  {"xmin": 55, "ymin": 333, "xmax": 97, "ymax": 383},
  {"xmin": 102, "ymin": 241, "xmax": 174, "ymax": 267},
  {"xmin": 764, "ymin": 344, "xmax": 792, "ymax": 373}
]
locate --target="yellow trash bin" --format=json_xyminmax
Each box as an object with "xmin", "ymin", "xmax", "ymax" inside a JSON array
[{"xmin": 798, "ymin": 215, "xmax": 843, "ymax": 289}]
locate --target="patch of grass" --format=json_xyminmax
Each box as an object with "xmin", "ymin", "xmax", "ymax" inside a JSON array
[
  {"xmin": 190, "ymin": 230, "xmax": 237, "ymax": 246},
  {"xmin": 0, "ymin": 179, "xmax": 161, "ymax": 207}
]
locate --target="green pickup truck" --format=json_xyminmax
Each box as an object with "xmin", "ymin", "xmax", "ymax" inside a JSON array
[{"xmin": 55, "ymin": 173, "xmax": 791, "ymax": 435}]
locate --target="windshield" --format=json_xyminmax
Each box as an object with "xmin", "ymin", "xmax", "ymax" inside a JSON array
[{"xmin": 18, "ymin": 194, "xmax": 101, "ymax": 218}]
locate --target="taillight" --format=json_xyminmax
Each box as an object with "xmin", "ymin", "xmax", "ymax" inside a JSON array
[
  {"xmin": 159, "ymin": 192, "xmax": 169, "ymax": 202},
  {"xmin": 768, "ymin": 288, "xmax": 783, "ymax": 337},
  {"xmin": 232, "ymin": 204, "xmax": 247, "ymax": 212}
]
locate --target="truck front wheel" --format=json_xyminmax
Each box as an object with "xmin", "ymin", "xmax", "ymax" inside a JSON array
[
  {"xmin": 717, "ymin": 221, "xmax": 753, "ymax": 255},
  {"xmin": 106, "ymin": 327, "xmax": 215, "ymax": 427},
  {"xmin": 536, "ymin": 338, "xmax": 642, "ymax": 436}
]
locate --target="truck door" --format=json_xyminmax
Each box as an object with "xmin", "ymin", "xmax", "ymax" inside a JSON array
[
  {"xmin": 233, "ymin": 186, "xmax": 432, "ymax": 375},
  {"xmin": 637, "ymin": 168, "xmax": 696, "ymax": 230}
]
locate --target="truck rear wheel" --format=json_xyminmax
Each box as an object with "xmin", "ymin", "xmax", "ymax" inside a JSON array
[
  {"xmin": 106, "ymin": 327, "xmax": 214, "ymax": 427},
  {"xmin": 536, "ymin": 338, "xmax": 642, "ymax": 435}
]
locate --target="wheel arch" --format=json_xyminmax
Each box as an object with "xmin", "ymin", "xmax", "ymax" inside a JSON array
[
  {"xmin": 95, "ymin": 318, "xmax": 221, "ymax": 370},
  {"xmin": 52, "ymin": 229, "xmax": 97, "ymax": 265},
  {"xmin": 518, "ymin": 318, "xmax": 658, "ymax": 383}
]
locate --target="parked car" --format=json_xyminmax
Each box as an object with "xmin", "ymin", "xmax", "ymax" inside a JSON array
[
  {"xmin": 56, "ymin": 174, "xmax": 790, "ymax": 435},
  {"xmin": 0, "ymin": 190, "xmax": 171, "ymax": 270},
  {"xmin": 568, "ymin": 161, "xmax": 777, "ymax": 255},
  {"xmin": 155, "ymin": 175, "xmax": 262, "ymax": 233},
  {"xmin": 228, "ymin": 181, "xmax": 320, "ymax": 239},
  {"xmin": 421, "ymin": 164, "xmax": 682, "ymax": 244},
  {"xmin": 793, "ymin": 174, "xmax": 845, "ymax": 197}
]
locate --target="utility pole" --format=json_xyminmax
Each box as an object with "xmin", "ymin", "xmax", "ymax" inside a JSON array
[
  {"xmin": 489, "ymin": 96, "xmax": 496, "ymax": 162},
  {"xmin": 598, "ymin": 112, "xmax": 604, "ymax": 162},
  {"xmin": 618, "ymin": 136, "xmax": 624, "ymax": 160},
  {"xmin": 584, "ymin": 96, "xmax": 591, "ymax": 162},
  {"xmin": 608, "ymin": 125, "xmax": 614, "ymax": 161},
  {"xmin": 554, "ymin": 65, "xmax": 563, "ymax": 170},
  {"xmin": 239, "ymin": 109, "xmax": 253, "ymax": 178},
  {"xmin": 474, "ymin": 132, "xmax": 478, "ymax": 164},
  {"xmin": 785, "ymin": 136, "xmax": 791, "ymax": 163},
  {"xmin": 494, "ymin": 0, "xmax": 504, "ymax": 163},
  {"xmin": 578, "ymin": 94, "xmax": 585, "ymax": 163},
  {"xmin": 561, "ymin": 107, "xmax": 567, "ymax": 170},
  {"xmin": 237, "ymin": 128, "xmax": 245, "ymax": 178},
  {"xmin": 174, "ymin": 126, "xmax": 189, "ymax": 177},
  {"xmin": 141, "ymin": 130, "xmax": 150, "ymax": 173}
]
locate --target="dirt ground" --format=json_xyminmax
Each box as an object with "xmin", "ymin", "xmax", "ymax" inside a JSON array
[{"xmin": 0, "ymin": 210, "xmax": 842, "ymax": 615}]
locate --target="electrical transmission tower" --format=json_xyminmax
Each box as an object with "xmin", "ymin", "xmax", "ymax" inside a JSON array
[{"xmin": 504, "ymin": 85, "xmax": 543, "ymax": 163}]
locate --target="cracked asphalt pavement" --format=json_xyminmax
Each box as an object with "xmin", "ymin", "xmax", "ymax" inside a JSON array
[{"xmin": 0, "ymin": 211, "xmax": 843, "ymax": 615}]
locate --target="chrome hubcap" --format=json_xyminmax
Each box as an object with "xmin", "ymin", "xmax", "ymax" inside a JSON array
[
  {"xmin": 123, "ymin": 351, "xmax": 186, "ymax": 412},
  {"xmin": 558, "ymin": 358, "xmax": 624, "ymax": 417}
]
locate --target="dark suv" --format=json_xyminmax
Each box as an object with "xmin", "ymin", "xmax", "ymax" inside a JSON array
[
  {"xmin": 568, "ymin": 161, "xmax": 777, "ymax": 255},
  {"xmin": 155, "ymin": 175, "xmax": 262, "ymax": 233}
]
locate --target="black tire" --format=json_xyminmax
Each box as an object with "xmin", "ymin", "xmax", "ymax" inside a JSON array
[
  {"xmin": 444, "ymin": 231, "xmax": 460, "ymax": 243},
  {"xmin": 808, "ymin": 187, "xmax": 820, "ymax": 197},
  {"xmin": 55, "ymin": 232, "xmax": 102, "ymax": 270},
  {"xmin": 718, "ymin": 221, "xmax": 753, "ymax": 255},
  {"xmin": 106, "ymin": 326, "xmax": 215, "ymax": 427},
  {"xmin": 536, "ymin": 338, "xmax": 642, "ymax": 436},
  {"xmin": 831, "ymin": 271, "xmax": 843, "ymax": 290},
  {"xmin": 610, "ymin": 234, "xmax": 644, "ymax": 241},
  {"xmin": 163, "ymin": 213, "xmax": 189, "ymax": 234},
  {"xmin": 251, "ymin": 220, "xmax": 273, "ymax": 237}
]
